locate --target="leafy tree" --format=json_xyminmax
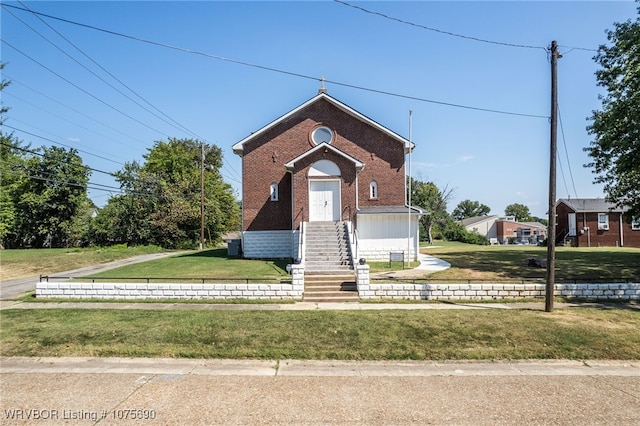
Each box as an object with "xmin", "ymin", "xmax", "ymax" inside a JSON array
[
  {"xmin": 0, "ymin": 65, "xmax": 19, "ymax": 247},
  {"xmin": 504, "ymin": 203, "xmax": 532, "ymax": 222},
  {"xmin": 11, "ymin": 146, "xmax": 91, "ymax": 247},
  {"xmin": 585, "ymin": 4, "xmax": 640, "ymax": 217},
  {"xmin": 452, "ymin": 199, "xmax": 490, "ymax": 221},
  {"xmin": 409, "ymin": 178, "xmax": 454, "ymax": 244},
  {"xmin": 97, "ymin": 138, "xmax": 240, "ymax": 248}
]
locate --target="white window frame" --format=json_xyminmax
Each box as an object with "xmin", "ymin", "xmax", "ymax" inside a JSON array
[
  {"xmin": 632, "ymin": 216, "xmax": 640, "ymax": 231},
  {"xmin": 270, "ymin": 183, "xmax": 279, "ymax": 201},
  {"xmin": 598, "ymin": 213, "xmax": 609, "ymax": 230},
  {"xmin": 369, "ymin": 181, "xmax": 378, "ymax": 199}
]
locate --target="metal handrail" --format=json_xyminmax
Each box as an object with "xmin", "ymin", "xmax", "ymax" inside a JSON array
[
  {"xmin": 369, "ymin": 277, "xmax": 639, "ymax": 284},
  {"xmin": 39, "ymin": 275, "xmax": 293, "ymax": 284}
]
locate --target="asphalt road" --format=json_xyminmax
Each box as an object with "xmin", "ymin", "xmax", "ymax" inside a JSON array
[
  {"xmin": 0, "ymin": 252, "xmax": 183, "ymax": 300},
  {"xmin": 1, "ymin": 358, "xmax": 639, "ymax": 425}
]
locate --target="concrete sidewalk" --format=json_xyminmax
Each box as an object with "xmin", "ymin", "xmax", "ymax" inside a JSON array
[
  {"xmin": 3, "ymin": 300, "xmax": 638, "ymax": 311},
  {"xmin": 2, "ymin": 357, "xmax": 639, "ymax": 425}
]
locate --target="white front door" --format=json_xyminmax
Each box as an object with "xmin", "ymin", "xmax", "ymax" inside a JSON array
[
  {"xmin": 568, "ymin": 213, "xmax": 577, "ymax": 236},
  {"xmin": 309, "ymin": 180, "xmax": 340, "ymax": 222}
]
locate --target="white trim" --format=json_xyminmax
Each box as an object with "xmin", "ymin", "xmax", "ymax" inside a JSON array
[
  {"xmin": 284, "ymin": 142, "xmax": 363, "ymax": 171},
  {"xmin": 232, "ymin": 93, "xmax": 414, "ymax": 155}
]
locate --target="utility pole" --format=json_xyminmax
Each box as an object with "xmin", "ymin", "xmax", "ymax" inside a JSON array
[
  {"xmin": 546, "ymin": 41, "xmax": 561, "ymax": 312},
  {"xmin": 200, "ymin": 142, "xmax": 205, "ymax": 250}
]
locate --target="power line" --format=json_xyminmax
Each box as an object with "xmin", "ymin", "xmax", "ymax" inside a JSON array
[
  {"xmin": 5, "ymin": 76, "xmax": 153, "ymax": 147},
  {"xmin": 558, "ymin": 105, "xmax": 578, "ymax": 199},
  {"xmin": 3, "ymin": 125, "xmax": 123, "ymax": 171},
  {"xmin": 334, "ymin": 0, "xmax": 599, "ymax": 54},
  {"xmin": 1, "ymin": 39, "xmax": 171, "ymax": 140},
  {"xmin": 2, "ymin": 3, "xmax": 549, "ymax": 120},
  {"xmin": 6, "ymin": 114, "xmax": 128, "ymax": 166},
  {"xmin": 334, "ymin": 0, "xmax": 546, "ymax": 51},
  {"xmin": 9, "ymin": 1, "xmax": 209, "ymax": 140}
]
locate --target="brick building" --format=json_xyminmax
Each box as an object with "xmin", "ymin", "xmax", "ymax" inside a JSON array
[
  {"xmin": 232, "ymin": 91, "xmax": 423, "ymax": 262},
  {"xmin": 556, "ymin": 198, "xmax": 640, "ymax": 248}
]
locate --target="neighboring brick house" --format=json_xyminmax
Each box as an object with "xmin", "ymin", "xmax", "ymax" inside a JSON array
[
  {"xmin": 556, "ymin": 198, "xmax": 640, "ymax": 248},
  {"xmin": 461, "ymin": 215, "xmax": 547, "ymax": 244},
  {"xmin": 232, "ymin": 91, "xmax": 423, "ymax": 261}
]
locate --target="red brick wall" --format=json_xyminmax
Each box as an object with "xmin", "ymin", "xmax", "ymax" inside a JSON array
[
  {"xmin": 240, "ymin": 98, "xmax": 407, "ymax": 231},
  {"xmin": 556, "ymin": 202, "xmax": 640, "ymax": 248}
]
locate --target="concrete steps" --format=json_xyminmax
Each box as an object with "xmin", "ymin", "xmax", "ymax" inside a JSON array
[
  {"xmin": 303, "ymin": 274, "xmax": 359, "ymax": 303},
  {"xmin": 304, "ymin": 221, "xmax": 353, "ymax": 274}
]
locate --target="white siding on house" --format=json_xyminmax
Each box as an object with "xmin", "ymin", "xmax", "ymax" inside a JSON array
[
  {"xmin": 464, "ymin": 217, "xmax": 498, "ymax": 239},
  {"xmin": 242, "ymin": 230, "xmax": 300, "ymax": 259},
  {"xmin": 357, "ymin": 214, "xmax": 420, "ymax": 261}
]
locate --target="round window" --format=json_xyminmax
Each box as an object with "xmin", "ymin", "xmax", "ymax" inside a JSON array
[{"xmin": 310, "ymin": 126, "xmax": 334, "ymax": 145}]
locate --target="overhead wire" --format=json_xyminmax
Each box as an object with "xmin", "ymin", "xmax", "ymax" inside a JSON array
[
  {"xmin": 558, "ymin": 105, "xmax": 579, "ymax": 199},
  {"xmin": 9, "ymin": 0, "xmax": 231, "ymax": 160},
  {"xmin": 4, "ymin": 76, "xmax": 153, "ymax": 147},
  {"xmin": 334, "ymin": 0, "xmax": 598, "ymax": 54},
  {"xmin": 2, "ymin": 3, "xmax": 549, "ymax": 120},
  {"xmin": 4, "ymin": 125, "xmax": 125, "ymax": 170},
  {"xmin": 5, "ymin": 114, "xmax": 128, "ymax": 166},
  {"xmin": 334, "ymin": 0, "xmax": 546, "ymax": 51},
  {"xmin": 1, "ymin": 40, "xmax": 171, "ymax": 140}
]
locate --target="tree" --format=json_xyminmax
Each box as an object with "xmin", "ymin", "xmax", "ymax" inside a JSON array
[
  {"xmin": 504, "ymin": 203, "xmax": 532, "ymax": 222},
  {"xmin": 11, "ymin": 146, "xmax": 91, "ymax": 247},
  {"xmin": 452, "ymin": 199, "xmax": 490, "ymax": 221},
  {"xmin": 96, "ymin": 138, "xmax": 240, "ymax": 248},
  {"xmin": 585, "ymin": 4, "xmax": 640, "ymax": 217},
  {"xmin": 409, "ymin": 178, "xmax": 454, "ymax": 244},
  {"xmin": 0, "ymin": 64, "xmax": 20, "ymax": 247}
]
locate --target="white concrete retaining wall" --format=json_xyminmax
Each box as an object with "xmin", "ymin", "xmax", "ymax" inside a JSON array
[
  {"xmin": 355, "ymin": 265, "xmax": 640, "ymax": 301},
  {"xmin": 37, "ymin": 266, "xmax": 305, "ymax": 300}
]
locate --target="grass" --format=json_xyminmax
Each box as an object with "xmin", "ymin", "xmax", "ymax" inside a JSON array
[
  {"xmin": 1, "ymin": 308, "xmax": 638, "ymax": 360},
  {"xmin": 422, "ymin": 241, "xmax": 640, "ymax": 281},
  {"xmin": 82, "ymin": 248, "xmax": 290, "ymax": 280},
  {"xmin": 0, "ymin": 245, "xmax": 167, "ymax": 281}
]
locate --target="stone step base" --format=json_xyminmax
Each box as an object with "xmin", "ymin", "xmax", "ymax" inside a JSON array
[{"xmin": 304, "ymin": 274, "xmax": 358, "ymax": 302}]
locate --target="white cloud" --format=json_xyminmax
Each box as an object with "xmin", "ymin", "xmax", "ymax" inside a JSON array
[
  {"xmin": 67, "ymin": 137, "xmax": 80, "ymax": 142},
  {"xmin": 457, "ymin": 155, "xmax": 473, "ymax": 162}
]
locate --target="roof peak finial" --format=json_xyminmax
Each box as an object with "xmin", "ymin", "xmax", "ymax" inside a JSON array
[{"xmin": 318, "ymin": 76, "xmax": 327, "ymax": 94}]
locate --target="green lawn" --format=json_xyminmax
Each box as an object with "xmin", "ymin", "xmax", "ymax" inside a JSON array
[
  {"xmin": 422, "ymin": 242, "xmax": 640, "ymax": 281},
  {"xmin": 1, "ymin": 308, "xmax": 638, "ymax": 360},
  {"xmin": 0, "ymin": 245, "xmax": 167, "ymax": 281},
  {"xmin": 83, "ymin": 248, "xmax": 290, "ymax": 281}
]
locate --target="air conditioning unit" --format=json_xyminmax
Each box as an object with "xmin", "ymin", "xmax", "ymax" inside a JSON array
[{"xmin": 599, "ymin": 223, "xmax": 609, "ymax": 231}]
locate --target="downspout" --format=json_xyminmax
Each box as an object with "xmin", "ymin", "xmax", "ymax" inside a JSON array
[
  {"xmin": 354, "ymin": 167, "xmax": 360, "ymax": 260},
  {"xmin": 620, "ymin": 213, "xmax": 624, "ymax": 247},
  {"xmin": 288, "ymin": 169, "xmax": 297, "ymax": 260}
]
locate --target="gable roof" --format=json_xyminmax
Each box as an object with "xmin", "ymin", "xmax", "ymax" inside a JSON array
[
  {"xmin": 232, "ymin": 92, "xmax": 414, "ymax": 156},
  {"xmin": 284, "ymin": 142, "xmax": 364, "ymax": 172},
  {"xmin": 461, "ymin": 215, "xmax": 498, "ymax": 227},
  {"xmin": 557, "ymin": 198, "xmax": 628, "ymax": 213}
]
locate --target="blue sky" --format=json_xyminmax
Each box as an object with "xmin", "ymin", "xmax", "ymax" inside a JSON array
[{"xmin": 2, "ymin": 1, "xmax": 637, "ymax": 218}]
